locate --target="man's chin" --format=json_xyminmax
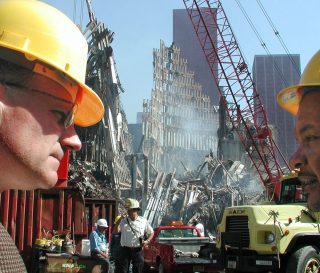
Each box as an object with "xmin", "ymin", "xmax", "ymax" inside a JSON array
[{"xmin": 36, "ymin": 172, "xmax": 59, "ymax": 190}]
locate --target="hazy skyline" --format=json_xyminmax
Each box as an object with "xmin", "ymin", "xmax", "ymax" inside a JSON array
[{"xmin": 44, "ymin": 0, "xmax": 320, "ymax": 123}]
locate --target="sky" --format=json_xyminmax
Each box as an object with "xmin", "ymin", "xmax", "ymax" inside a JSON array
[{"xmin": 44, "ymin": 0, "xmax": 320, "ymax": 124}]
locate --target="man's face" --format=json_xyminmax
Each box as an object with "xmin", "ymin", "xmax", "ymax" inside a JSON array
[
  {"xmin": 128, "ymin": 208, "xmax": 139, "ymax": 220},
  {"xmin": 290, "ymin": 91, "xmax": 320, "ymax": 211},
  {"xmin": 0, "ymin": 76, "xmax": 82, "ymax": 191},
  {"xmin": 98, "ymin": 226, "xmax": 107, "ymax": 232}
]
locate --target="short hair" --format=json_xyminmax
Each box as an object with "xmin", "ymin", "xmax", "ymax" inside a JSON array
[{"xmin": 0, "ymin": 59, "xmax": 33, "ymax": 86}]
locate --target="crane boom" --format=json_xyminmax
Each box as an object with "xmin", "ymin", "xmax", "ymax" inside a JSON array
[{"xmin": 182, "ymin": 0, "xmax": 289, "ymax": 200}]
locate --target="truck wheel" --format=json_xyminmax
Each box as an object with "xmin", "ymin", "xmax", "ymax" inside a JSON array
[
  {"xmin": 286, "ymin": 245, "xmax": 320, "ymax": 273},
  {"xmin": 157, "ymin": 261, "xmax": 166, "ymax": 273}
]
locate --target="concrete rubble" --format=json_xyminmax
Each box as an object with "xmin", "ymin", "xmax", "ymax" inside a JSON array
[{"xmin": 144, "ymin": 151, "xmax": 264, "ymax": 233}]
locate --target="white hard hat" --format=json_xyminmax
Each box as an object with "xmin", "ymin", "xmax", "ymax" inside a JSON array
[
  {"xmin": 125, "ymin": 198, "xmax": 140, "ymax": 210},
  {"xmin": 96, "ymin": 218, "xmax": 108, "ymax": 228}
]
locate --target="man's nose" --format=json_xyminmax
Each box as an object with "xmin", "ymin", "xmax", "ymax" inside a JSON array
[
  {"xmin": 59, "ymin": 125, "xmax": 82, "ymax": 151},
  {"xmin": 289, "ymin": 146, "xmax": 305, "ymax": 170}
]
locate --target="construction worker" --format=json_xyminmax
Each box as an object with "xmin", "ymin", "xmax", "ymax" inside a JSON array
[
  {"xmin": 0, "ymin": 0, "xmax": 104, "ymax": 272},
  {"xmin": 192, "ymin": 218, "xmax": 205, "ymax": 237},
  {"xmin": 114, "ymin": 198, "xmax": 154, "ymax": 273},
  {"xmin": 89, "ymin": 219, "xmax": 110, "ymax": 273},
  {"xmin": 277, "ymin": 50, "xmax": 320, "ymax": 211}
]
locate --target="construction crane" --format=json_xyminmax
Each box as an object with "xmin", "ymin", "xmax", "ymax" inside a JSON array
[{"xmin": 182, "ymin": 0, "xmax": 289, "ymax": 200}]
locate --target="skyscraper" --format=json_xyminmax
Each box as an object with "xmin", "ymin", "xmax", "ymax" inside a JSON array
[
  {"xmin": 252, "ymin": 54, "xmax": 300, "ymax": 162},
  {"xmin": 173, "ymin": 9, "xmax": 219, "ymax": 105}
]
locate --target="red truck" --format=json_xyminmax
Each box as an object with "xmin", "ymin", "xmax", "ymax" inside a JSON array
[{"xmin": 143, "ymin": 223, "xmax": 220, "ymax": 273}]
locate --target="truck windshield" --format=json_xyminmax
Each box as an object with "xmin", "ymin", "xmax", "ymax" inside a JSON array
[
  {"xmin": 159, "ymin": 228, "xmax": 199, "ymax": 238},
  {"xmin": 280, "ymin": 181, "xmax": 307, "ymax": 204}
]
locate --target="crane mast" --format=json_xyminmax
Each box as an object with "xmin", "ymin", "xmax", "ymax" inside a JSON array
[{"xmin": 182, "ymin": 0, "xmax": 289, "ymax": 200}]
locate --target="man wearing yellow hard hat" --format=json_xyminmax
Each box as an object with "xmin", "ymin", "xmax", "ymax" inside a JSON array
[
  {"xmin": 0, "ymin": 0, "xmax": 104, "ymax": 271},
  {"xmin": 114, "ymin": 198, "xmax": 154, "ymax": 273},
  {"xmin": 277, "ymin": 50, "xmax": 320, "ymax": 212}
]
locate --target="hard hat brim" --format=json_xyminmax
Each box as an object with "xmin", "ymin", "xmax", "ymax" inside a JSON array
[
  {"xmin": 277, "ymin": 85, "xmax": 301, "ymax": 115},
  {"xmin": 0, "ymin": 44, "xmax": 104, "ymax": 127},
  {"xmin": 127, "ymin": 207, "xmax": 141, "ymax": 211},
  {"xmin": 0, "ymin": 0, "xmax": 104, "ymax": 128},
  {"xmin": 74, "ymin": 83, "xmax": 104, "ymax": 127},
  {"xmin": 276, "ymin": 83, "xmax": 319, "ymax": 115}
]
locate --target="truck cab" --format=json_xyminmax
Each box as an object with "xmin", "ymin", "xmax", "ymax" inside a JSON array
[
  {"xmin": 278, "ymin": 173, "xmax": 307, "ymax": 204},
  {"xmin": 216, "ymin": 173, "xmax": 320, "ymax": 273}
]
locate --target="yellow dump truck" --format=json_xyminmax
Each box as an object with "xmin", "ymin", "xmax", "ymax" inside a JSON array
[{"xmin": 216, "ymin": 174, "xmax": 320, "ymax": 273}]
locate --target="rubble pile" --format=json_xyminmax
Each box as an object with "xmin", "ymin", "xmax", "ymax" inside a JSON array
[
  {"xmin": 68, "ymin": 160, "xmax": 115, "ymax": 199},
  {"xmin": 145, "ymin": 152, "xmax": 264, "ymax": 233}
]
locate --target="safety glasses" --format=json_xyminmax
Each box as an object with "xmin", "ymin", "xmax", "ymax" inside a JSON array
[{"xmin": 3, "ymin": 82, "xmax": 78, "ymax": 128}]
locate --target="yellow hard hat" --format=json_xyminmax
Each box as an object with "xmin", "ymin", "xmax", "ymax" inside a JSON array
[
  {"xmin": 125, "ymin": 198, "xmax": 140, "ymax": 210},
  {"xmin": 114, "ymin": 215, "xmax": 122, "ymax": 224},
  {"xmin": 0, "ymin": 0, "xmax": 104, "ymax": 127},
  {"xmin": 277, "ymin": 50, "xmax": 320, "ymax": 115}
]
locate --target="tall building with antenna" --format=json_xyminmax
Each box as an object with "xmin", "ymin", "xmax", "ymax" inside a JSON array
[{"xmin": 252, "ymin": 54, "xmax": 300, "ymax": 162}]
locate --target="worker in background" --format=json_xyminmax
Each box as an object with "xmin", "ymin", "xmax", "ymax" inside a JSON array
[
  {"xmin": 192, "ymin": 218, "xmax": 205, "ymax": 237},
  {"xmin": 277, "ymin": 49, "xmax": 320, "ymax": 211},
  {"xmin": 89, "ymin": 219, "xmax": 110, "ymax": 273},
  {"xmin": 109, "ymin": 215, "xmax": 122, "ymax": 273},
  {"xmin": 0, "ymin": 0, "xmax": 104, "ymax": 271},
  {"xmin": 114, "ymin": 198, "xmax": 154, "ymax": 273}
]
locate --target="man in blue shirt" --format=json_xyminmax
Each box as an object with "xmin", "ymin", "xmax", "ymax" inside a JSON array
[{"xmin": 89, "ymin": 218, "xmax": 110, "ymax": 273}]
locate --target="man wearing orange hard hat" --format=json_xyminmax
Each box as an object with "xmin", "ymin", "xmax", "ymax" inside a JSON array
[
  {"xmin": 0, "ymin": 0, "xmax": 104, "ymax": 271},
  {"xmin": 277, "ymin": 50, "xmax": 320, "ymax": 212}
]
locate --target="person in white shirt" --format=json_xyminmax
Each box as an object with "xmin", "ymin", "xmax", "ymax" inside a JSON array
[
  {"xmin": 192, "ymin": 219, "xmax": 205, "ymax": 237},
  {"xmin": 114, "ymin": 198, "xmax": 154, "ymax": 273}
]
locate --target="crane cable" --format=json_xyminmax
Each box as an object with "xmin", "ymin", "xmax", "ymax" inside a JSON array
[
  {"xmin": 234, "ymin": 0, "xmax": 290, "ymax": 87},
  {"xmin": 72, "ymin": 0, "xmax": 85, "ymax": 31},
  {"xmin": 80, "ymin": 0, "xmax": 84, "ymax": 30},
  {"xmin": 73, "ymin": 0, "xmax": 77, "ymax": 23},
  {"xmin": 256, "ymin": 0, "xmax": 301, "ymax": 76}
]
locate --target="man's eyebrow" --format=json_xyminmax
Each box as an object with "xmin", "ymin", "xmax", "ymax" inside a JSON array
[{"xmin": 299, "ymin": 124, "xmax": 315, "ymax": 135}]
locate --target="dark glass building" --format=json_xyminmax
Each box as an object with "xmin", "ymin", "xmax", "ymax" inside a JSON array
[
  {"xmin": 252, "ymin": 54, "xmax": 300, "ymax": 163},
  {"xmin": 173, "ymin": 9, "xmax": 219, "ymax": 105}
]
